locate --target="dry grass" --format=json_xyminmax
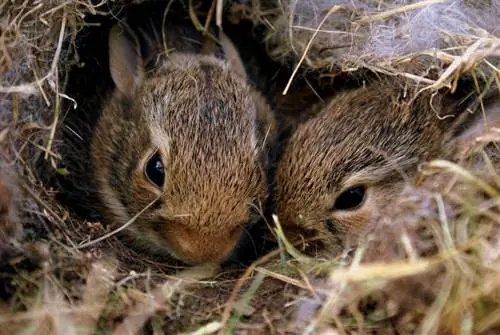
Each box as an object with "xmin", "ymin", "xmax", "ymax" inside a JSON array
[{"xmin": 0, "ymin": 0, "xmax": 499, "ymax": 334}]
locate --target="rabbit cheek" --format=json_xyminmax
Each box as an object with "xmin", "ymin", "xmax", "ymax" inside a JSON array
[
  {"xmin": 329, "ymin": 209, "xmax": 371, "ymax": 234},
  {"xmin": 125, "ymin": 146, "xmax": 167, "ymax": 215},
  {"xmin": 129, "ymin": 167, "xmax": 162, "ymax": 212}
]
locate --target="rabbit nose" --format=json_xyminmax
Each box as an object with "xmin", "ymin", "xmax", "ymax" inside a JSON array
[
  {"xmin": 173, "ymin": 227, "xmax": 243, "ymax": 264},
  {"xmin": 179, "ymin": 238, "xmax": 237, "ymax": 264}
]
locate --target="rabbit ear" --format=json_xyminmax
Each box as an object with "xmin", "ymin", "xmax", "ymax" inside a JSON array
[
  {"xmin": 219, "ymin": 30, "xmax": 248, "ymax": 80},
  {"xmin": 108, "ymin": 23, "xmax": 144, "ymax": 97}
]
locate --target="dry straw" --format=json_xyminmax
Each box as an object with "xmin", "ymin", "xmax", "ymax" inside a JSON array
[{"xmin": 0, "ymin": 0, "xmax": 499, "ymax": 334}]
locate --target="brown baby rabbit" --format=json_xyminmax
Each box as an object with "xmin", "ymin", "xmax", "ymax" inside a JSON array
[
  {"xmin": 274, "ymin": 75, "xmax": 499, "ymax": 245},
  {"xmin": 90, "ymin": 20, "xmax": 276, "ymax": 265}
]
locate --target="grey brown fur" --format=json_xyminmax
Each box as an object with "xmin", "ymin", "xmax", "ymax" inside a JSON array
[
  {"xmin": 90, "ymin": 21, "xmax": 276, "ymax": 265},
  {"xmin": 274, "ymin": 76, "xmax": 499, "ymax": 245}
]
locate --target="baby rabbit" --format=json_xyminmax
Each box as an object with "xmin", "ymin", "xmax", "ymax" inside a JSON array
[
  {"xmin": 90, "ymin": 20, "xmax": 276, "ymax": 265},
  {"xmin": 274, "ymin": 75, "xmax": 499, "ymax": 244}
]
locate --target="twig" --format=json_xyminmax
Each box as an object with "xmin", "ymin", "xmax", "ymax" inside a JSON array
[
  {"xmin": 75, "ymin": 194, "xmax": 162, "ymax": 249},
  {"xmin": 282, "ymin": 6, "xmax": 341, "ymax": 95}
]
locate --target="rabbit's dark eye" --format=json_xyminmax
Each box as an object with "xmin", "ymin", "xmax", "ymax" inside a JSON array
[
  {"xmin": 332, "ymin": 185, "xmax": 366, "ymax": 210},
  {"xmin": 145, "ymin": 151, "xmax": 164, "ymax": 188}
]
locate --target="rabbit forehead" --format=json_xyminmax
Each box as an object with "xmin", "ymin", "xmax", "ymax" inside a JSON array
[
  {"xmin": 148, "ymin": 119, "xmax": 259, "ymax": 171},
  {"xmin": 140, "ymin": 60, "xmax": 258, "ymax": 147},
  {"xmin": 285, "ymin": 119, "xmax": 406, "ymax": 188},
  {"xmin": 279, "ymin": 88, "xmax": 439, "ymax": 197},
  {"xmin": 144, "ymin": 94, "xmax": 259, "ymax": 163}
]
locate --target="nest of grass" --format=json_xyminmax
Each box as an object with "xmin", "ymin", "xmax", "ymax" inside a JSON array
[{"xmin": 0, "ymin": 0, "xmax": 499, "ymax": 334}]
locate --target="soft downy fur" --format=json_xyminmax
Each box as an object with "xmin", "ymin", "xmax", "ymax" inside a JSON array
[
  {"xmin": 89, "ymin": 17, "xmax": 277, "ymax": 265},
  {"xmin": 259, "ymin": 0, "xmax": 500, "ymax": 69},
  {"xmin": 273, "ymin": 72, "xmax": 500, "ymax": 251}
]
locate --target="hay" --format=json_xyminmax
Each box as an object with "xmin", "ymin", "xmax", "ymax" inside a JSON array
[{"xmin": 0, "ymin": 0, "xmax": 499, "ymax": 334}]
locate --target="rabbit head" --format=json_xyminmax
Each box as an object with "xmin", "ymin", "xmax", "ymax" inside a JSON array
[
  {"xmin": 274, "ymin": 76, "xmax": 498, "ymax": 245},
  {"xmin": 90, "ymin": 23, "xmax": 276, "ymax": 265}
]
